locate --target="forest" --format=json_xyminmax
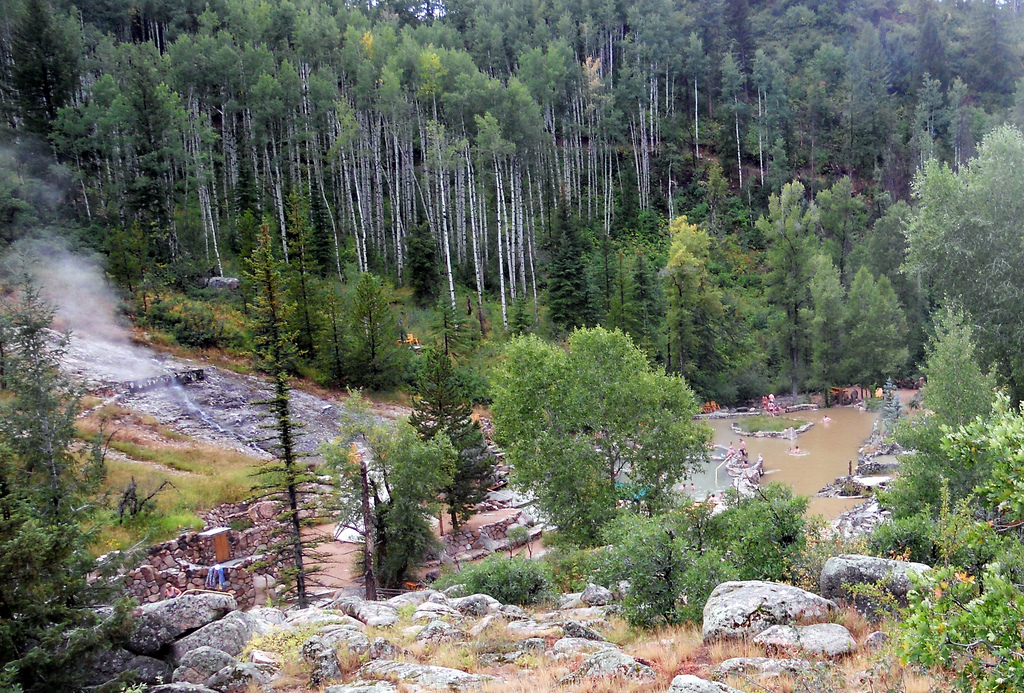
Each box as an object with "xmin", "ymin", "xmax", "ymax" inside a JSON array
[{"xmin": 3, "ymin": 0, "xmax": 1024, "ymax": 401}]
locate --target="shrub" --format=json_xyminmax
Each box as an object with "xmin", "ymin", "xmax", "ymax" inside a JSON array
[
  {"xmin": 434, "ymin": 555, "xmax": 551, "ymax": 605},
  {"xmin": 595, "ymin": 506, "xmax": 737, "ymax": 628},
  {"xmin": 709, "ymin": 483, "xmax": 808, "ymax": 582}
]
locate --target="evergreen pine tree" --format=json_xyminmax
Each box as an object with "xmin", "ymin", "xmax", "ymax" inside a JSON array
[
  {"xmin": 405, "ymin": 222, "xmax": 439, "ymax": 307},
  {"xmin": 11, "ymin": 0, "xmax": 78, "ymax": 134},
  {"xmin": 246, "ymin": 223, "xmax": 320, "ymax": 608},
  {"xmin": 0, "ymin": 280, "xmax": 121, "ymax": 692},
  {"xmin": 509, "ymin": 296, "xmax": 531, "ymax": 336},
  {"xmin": 547, "ymin": 205, "xmax": 592, "ymax": 335},
  {"xmin": 410, "ymin": 347, "xmax": 492, "ymax": 533}
]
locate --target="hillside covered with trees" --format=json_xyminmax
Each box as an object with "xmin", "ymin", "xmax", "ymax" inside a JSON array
[{"xmin": 4, "ymin": 0, "xmax": 1024, "ymax": 402}]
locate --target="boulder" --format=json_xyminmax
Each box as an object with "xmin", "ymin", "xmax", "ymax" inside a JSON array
[
  {"xmin": 450, "ymin": 594, "xmax": 499, "ymax": 617},
  {"xmin": 506, "ymin": 620, "xmax": 563, "ymax": 639},
  {"xmin": 864, "ymin": 631, "xmax": 889, "ymax": 652},
  {"xmin": 558, "ymin": 593, "xmax": 586, "ymax": 610},
  {"xmin": 205, "ymin": 276, "xmax": 241, "ymax": 290},
  {"xmin": 386, "ymin": 590, "xmax": 442, "ymax": 608},
  {"xmin": 173, "ymin": 647, "xmax": 239, "ymax": 684},
  {"xmin": 559, "ymin": 649, "xmax": 656, "ymax": 684},
  {"xmin": 319, "ymin": 624, "xmax": 371, "ymax": 654},
  {"xmin": 820, "ymin": 554, "xmax": 930, "ymax": 617},
  {"xmin": 172, "ymin": 611, "xmax": 258, "ymax": 662},
  {"xmin": 205, "ymin": 662, "xmax": 272, "ymax": 693},
  {"xmin": 442, "ymin": 584, "xmax": 468, "ymax": 598},
  {"xmin": 84, "ymin": 648, "xmax": 171, "ymax": 687},
  {"xmin": 127, "ymin": 593, "xmax": 238, "ymax": 655},
  {"xmin": 416, "ymin": 619, "xmax": 464, "ymax": 644},
  {"xmin": 668, "ymin": 674, "xmax": 745, "ymax": 693},
  {"xmin": 581, "ymin": 583, "xmax": 614, "ymax": 606},
  {"xmin": 326, "ymin": 683, "xmax": 398, "ymax": 693},
  {"xmin": 551, "ymin": 637, "xmax": 617, "ymax": 655},
  {"xmin": 753, "ymin": 623, "xmax": 857, "ymax": 658},
  {"xmin": 358, "ymin": 659, "xmax": 495, "ymax": 690},
  {"xmin": 334, "ymin": 597, "xmax": 399, "ymax": 628},
  {"xmin": 702, "ymin": 581, "xmax": 838, "ymax": 642},
  {"xmin": 285, "ymin": 607, "xmax": 362, "ymax": 629},
  {"xmin": 247, "ymin": 607, "xmax": 287, "ymax": 627},
  {"xmin": 302, "ymin": 635, "xmax": 342, "ymax": 687},
  {"xmin": 499, "ymin": 604, "xmax": 529, "ymax": 621},
  {"xmin": 367, "ymin": 637, "xmax": 401, "ymax": 660},
  {"xmin": 562, "ymin": 620, "xmax": 606, "ymax": 641},
  {"xmin": 412, "ymin": 601, "xmax": 461, "ymax": 621},
  {"xmin": 714, "ymin": 657, "xmax": 813, "ymax": 679},
  {"xmin": 517, "ymin": 638, "xmax": 546, "ymax": 653},
  {"xmin": 149, "ymin": 684, "xmax": 220, "ymax": 693}
]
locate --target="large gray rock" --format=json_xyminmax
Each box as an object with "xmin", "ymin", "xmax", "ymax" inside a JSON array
[
  {"xmin": 714, "ymin": 657, "xmax": 813, "ymax": 679},
  {"xmin": 506, "ymin": 619, "xmax": 562, "ymax": 638},
  {"xmin": 173, "ymin": 647, "xmax": 239, "ymax": 684},
  {"xmin": 562, "ymin": 620, "xmax": 606, "ymax": 641},
  {"xmin": 416, "ymin": 619, "xmax": 464, "ymax": 644},
  {"xmin": 367, "ymin": 637, "xmax": 401, "ymax": 660},
  {"xmin": 326, "ymin": 682, "xmax": 398, "ymax": 693},
  {"xmin": 285, "ymin": 607, "xmax": 362, "ymax": 629},
  {"xmin": 127, "ymin": 593, "xmax": 238, "ymax": 655},
  {"xmin": 358, "ymin": 659, "xmax": 495, "ymax": 690},
  {"xmin": 319, "ymin": 624, "xmax": 371, "ymax": 654},
  {"xmin": 559, "ymin": 649, "xmax": 656, "ymax": 684},
  {"xmin": 753, "ymin": 623, "xmax": 857, "ymax": 657},
  {"xmin": 412, "ymin": 601, "xmax": 461, "ymax": 621},
  {"xmin": 450, "ymin": 594, "xmax": 499, "ymax": 617},
  {"xmin": 172, "ymin": 611, "xmax": 258, "ymax": 662},
  {"xmin": 551, "ymin": 637, "xmax": 617, "ymax": 655},
  {"xmin": 303, "ymin": 635, "xmax": 342, "ymax": 686},
  {"xmin": 334, "ymin": 597, "xmax": 400, "ymax": 627},
  {"xmin": 205, "ymin": 661, "xmax": 273, "ymax": 693},
  {"xmin": 386, "ymin": 590, "xmax": 442, "ymax": 608},
  {"xmin": 702, "ymin": 581, "xmax": 838, "ymax": 642},
  {"xmin": 149, "ymin": 685, "xmax": 219, "ymax": 693},
  {"xmin": 668, "ymin": 674, "xmax": 745, "ymax": 693},
  {"xmin": 84, "ymin": 648, "xmax": 171, "ymax": 686},
  {"xmin": 820, "ymin": 554, "xmax": 930, "ymax": 617},
  {"xmin": 205, "ymin": 276, "xmax": 241, "ymax": 290},
  {"xmin": 581, "ymin": 583, "xmax": 614, "ymax": 606}
]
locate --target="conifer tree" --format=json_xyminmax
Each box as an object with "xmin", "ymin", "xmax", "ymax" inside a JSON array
[
  {"xmin": 0, "ymin": 280, "xmax": 120, "ymax": 692},
  {"xmin": 11, "ymin": 0, "xmax": 78, "ymax": 134},
  {"xmin": 547, "ymin": 205, "xmax": 592, "ymax": 335},
  {"xmin": 410, "ymin": 347, "xmax": 492, "ymax": 533},
  {"xmin": 246, "ymin": 223, "xmax": 319, "ymax": 608}
]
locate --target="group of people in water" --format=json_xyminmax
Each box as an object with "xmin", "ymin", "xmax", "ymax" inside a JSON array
[{"xmin": 761, "ymin": 393, "xmax": 782, "ymax": 416}]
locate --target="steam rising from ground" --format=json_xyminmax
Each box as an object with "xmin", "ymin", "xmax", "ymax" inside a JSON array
[{"xmin": 2, "ymin": 237, "xmax": 161, "ymax": 383}]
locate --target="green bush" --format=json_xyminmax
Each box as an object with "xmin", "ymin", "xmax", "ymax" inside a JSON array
[
  {"xmin": 434, "ymin": 555, "xmax": 551, "ymax": 605},
  {"xmin": 144, "ymin": 295, "xmax": 246, "ymax": 350},
  {"xmin": 709, "ymin": 483, "xmax": 808, "ymax": 583},
  {"xmin": 596, "ymin": 510, "xmax": 737, "ymax": 627}
]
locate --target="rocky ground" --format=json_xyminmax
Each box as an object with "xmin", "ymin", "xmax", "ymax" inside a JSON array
[
  {"xmin": 89, "ymin": 553, "xmax": 938, "ymax": 693},
  {"xmin": 65, "ymin": 330, "xmax": 364, "ymax": 461}
]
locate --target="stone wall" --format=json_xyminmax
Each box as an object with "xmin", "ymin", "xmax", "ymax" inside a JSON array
[
  {"xmin": 124, "ymin": 555, "xmax": 269, "ymax": 608},
  {"xmin": 440, "ymin": 510, "xmax": 542, "ymax": 562},
  {"xmin": 124, "ymin": 500, "xmax": 282, "ymax": 607}
]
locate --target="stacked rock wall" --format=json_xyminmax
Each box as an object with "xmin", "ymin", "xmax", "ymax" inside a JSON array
[
  {"xmin": 440, "ymin": 510, "xmax": 542, "ymax": 562},
  {"xmin": 124, "ymin": 500, "xmax": 282, "ymax": 607}
]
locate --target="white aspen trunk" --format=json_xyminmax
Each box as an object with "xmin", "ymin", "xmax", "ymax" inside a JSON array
[
  {"xmin": 492, "ymin": 155, "xmax": 508, "ymax": 328},
  {"xmin": 758, "ymin": 88, "xmax": 765, "ymax": 185},
  {"xmin": 694, "ymin": 77, "xmax": 700, "ymax": 159},
  {"xmin": 734, "ymin": 95, "xmax": 743, "ymax": 188}
]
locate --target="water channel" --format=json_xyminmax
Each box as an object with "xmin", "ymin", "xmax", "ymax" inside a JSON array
[{"xmin": 685, "ymin": 407, "xmax": 878, "ymax": 519}]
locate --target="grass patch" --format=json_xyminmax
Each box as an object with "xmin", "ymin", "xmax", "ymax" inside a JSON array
[
  {"xmin": 734, "ymin": 414, "xmax": 803, "ymax": 433},
  {"xmin": 79, "ymin": 409, "xmax": 261, "ymax": 553}
]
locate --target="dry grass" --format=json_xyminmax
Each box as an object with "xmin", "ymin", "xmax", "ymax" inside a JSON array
[
  {"xmin": 833, "ymin": 606, "xmax": 873, "ymax": 643},
  {"xmin": 79, "ymin": 404, "xmax": 262, "ymax": 552},
  {"xmin": 625, "ymin": 623, "xmax": 704, "ymax": 676},
  {"xmin": 707, "ymin": 638, "xmax": 766, "ymax": 663}
]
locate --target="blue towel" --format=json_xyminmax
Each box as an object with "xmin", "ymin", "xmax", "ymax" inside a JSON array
[{"xmin": 217, "ymin": 566, "xmax": 229, "ymax": 589}]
